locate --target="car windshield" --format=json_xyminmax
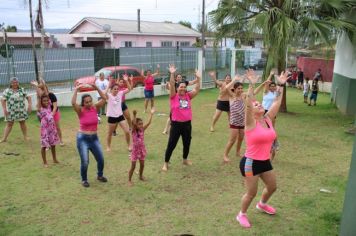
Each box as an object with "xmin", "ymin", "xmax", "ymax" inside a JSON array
[{"xmin": 94, "ymin": 69, "xmax": 112, "ymax": 79}]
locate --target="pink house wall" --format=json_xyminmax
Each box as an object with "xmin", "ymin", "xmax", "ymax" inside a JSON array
[
  {"xmin": 297, "ymin": 57, "xmax": 334, "ymax": 82},
  {"xmin": 112, "ymin": 34, "xmax": 196, "ymax": 48},
  {"xmin": 72, "ymin": 21, "xmax": 102, "ymax": 33}
]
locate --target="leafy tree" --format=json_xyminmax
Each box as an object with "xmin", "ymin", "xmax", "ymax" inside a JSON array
[
  {"xmin": 178, "ymin": 20, "xmax": 192, "ymax": 29},
  {"xmin": 210, "ymin": 0, "xmax": 356, "ymax": 112},
  {"xmin": 5, "ymin": 25, "xmax": 17, "ymax": 32}
]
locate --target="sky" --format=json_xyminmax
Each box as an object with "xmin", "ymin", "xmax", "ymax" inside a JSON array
[{"xmin": 0, "ymin": 0, "xmax": 219, "ymax": 30}]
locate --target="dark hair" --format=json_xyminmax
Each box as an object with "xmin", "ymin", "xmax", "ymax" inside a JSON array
[
  {"xmin": 111, "ymin": 83, "xmax": 119, "ymax": 89},
  {"xmin": 225, "ymin": 74, "xmax": 231, "ymax": 79},
  {"xmin": 175, "ymin": 73, "xmax": 183, "ymax": 79},
  {"xmin": 234, "ymin": 82, "xmax": 243, "ymax": 89},
  {"xmin": 40, "ymin": 94, "xmax": 49, "ymax": 106},
  {"xmin": 305, "ymin": 77, "xmax": 310, "ymax": 81},
  {"xmin": 81, "ymin": 94, "xmax": 92, "ymax": 106},
  {"xmin": 269, "ymin": 82, "xmax": 276, "ymax": 87}
]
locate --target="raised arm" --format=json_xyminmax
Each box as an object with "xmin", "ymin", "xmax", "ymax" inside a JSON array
[
  {"xmin": 143, "ymin": 108, "xmax": 155, "ymax": 130},
  {"xmin": 226, "ymin": 74, "xmax": 243, "ymax": 90},
  {"xmin": 266, "ymin": 71, "xmax": 288, "ymax": 120},
  {"xmin": 93, "ymin": 84, "xmax": 107, "ymax": 110},
  {"xmin": 132, "ymin": 110, "xmax": 137, "ymax": 128},
  {"xmin": 168, "ymin": 64, "xmax": 177, "ymax": 97},
  {"xmin": 189, "ymin": 69, "xmax": 201, "ymax": 99},
  {"xmin": 244, "ymin": 69, "xmax": 259, "ymax": 130},
  {"xmin": 209, "ymin": 71, "xmax": 223, "ymax": 87},
  {"xmin": 253, "ymin": 71, "xmax": 273, "ymax": 95},
  {"xmin": 71, "ymin": 86, "xmax": 82, "ymax": 115},
  {"xmin": 26, "ymin": 95, "xmax": 32, "ymax": 114},
  {"xmin": 152, "ymin": 64, "xmax": 160, "ymax": 77},
  {"xmin": 122, "ymin": 74, "xmax": 132, "ymax": 95}
]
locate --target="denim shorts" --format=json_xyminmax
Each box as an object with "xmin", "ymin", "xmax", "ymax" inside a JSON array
[
  {"xmin": 310, "ymin": 93, "xmax": 318, "ymax": 101},
  {"xmin": 144, "ymin": 89, "xmax": 154, "ymax": 99}
]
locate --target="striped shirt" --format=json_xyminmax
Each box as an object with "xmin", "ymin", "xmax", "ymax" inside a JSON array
[{"xmin": 230, "ymin": 98, "xmax": 245, "ymax": 127}]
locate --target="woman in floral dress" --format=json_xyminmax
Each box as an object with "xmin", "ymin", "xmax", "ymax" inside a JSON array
[{"xmin": 1, "ymin": 77, "xmax": 32, "ymax": 143}]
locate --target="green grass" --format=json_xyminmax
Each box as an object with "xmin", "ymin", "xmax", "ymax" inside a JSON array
[{"xmin": 0, "ymin": 88, "xmax": 354, "ymax": 235}]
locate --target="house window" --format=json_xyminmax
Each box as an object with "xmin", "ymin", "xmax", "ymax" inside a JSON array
[
  {"xmin": 67, "ymin": 44, "xmax": 75, "ymax": 48},
  {"xmin": 146, "ymin": 42, "xmax": 152, "ymax": 47},
  {"xmin": 124, "ymin": 41, "xmax": 132, "ymax": 47},
  {"xmin": 180, "ymin": 41, "xmax": 190, "ymax": 47},
  {"xmin": 161, "ymin": 41, "xmax": 173, "ymax": 47}
]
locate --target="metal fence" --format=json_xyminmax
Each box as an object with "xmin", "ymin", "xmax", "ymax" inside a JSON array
[{"xmin": 0, "ymin": 45, "xmax": 270, "ymax": 94}]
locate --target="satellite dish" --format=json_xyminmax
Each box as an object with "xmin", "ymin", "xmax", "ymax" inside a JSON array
[{"xmin": 102, "ymin": 24, "xmax": 111, "ymax": 33}]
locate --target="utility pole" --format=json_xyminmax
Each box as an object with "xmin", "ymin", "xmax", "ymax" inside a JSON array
[
  {"xmin": 37, "ymin": 0, "xmax": 46, "ymax": 81},
  {"xmin": 201, "ymin": 0, "xmax": 205, "ymax": 58},
  {"xmin": 29, "ymin": 0, "xmax": 40, "ymax": 82}
]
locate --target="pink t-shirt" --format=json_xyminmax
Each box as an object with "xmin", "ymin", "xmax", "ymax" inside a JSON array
[
  {"xmin": 244, "ymin": 118, "xmax": 277, "ymax": 161},
  {"xmin": 118, "ymin": 87, "xmax": 127, "ymax": 102},
  {"xmin": 170, "ymin": 93, "xmax": 192, "ymax": 122},
  {"xmin": 144, "ymin": 76, "xmax": 154, "ymax": 90},
  {"xmin": 79, "ymin": 106, "xmax": 98, "ymax": 132},
  {"xmin": 106, "ymin": 91, "xmax": 124, "ymax": 117}
]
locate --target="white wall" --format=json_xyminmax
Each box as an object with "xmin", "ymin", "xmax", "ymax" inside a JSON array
[{"xmin": 334, "ymin": 33, "xmax": 356, "ymax": 79}]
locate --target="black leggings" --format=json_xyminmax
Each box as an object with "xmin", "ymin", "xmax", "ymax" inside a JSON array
[{"xmin": 164, "ymin": 121, "xmax": 192, "ymax": 162}]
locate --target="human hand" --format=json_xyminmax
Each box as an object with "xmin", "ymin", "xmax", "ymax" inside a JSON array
[
  {"xmin": 30, "ymin": 80, "xmax": 38, "ymax": 87},
  {"xmin": 168, "ymin": 64, "xmax": 177, "ymax": 74},
  {"xmin": 277, "ymin": 71, "xmax": 288, "ymax": 85},
  {"xmin": 208, "ymin": 71, "xmax": 216, "ymax": 78},
  {"xmin": 233, "ymin": 74, "xmax": 243, "ymax": 82},
  {"xmin": 245, "ymin": 69, "xmax": 259, "ymax": 84},
  {"xmin": 123, "ymin": 74, "xmax": 129, "ymax": 81}
]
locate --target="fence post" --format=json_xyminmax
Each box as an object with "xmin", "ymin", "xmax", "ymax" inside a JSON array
[
  {"xmin": 198, "ymin": 49, "xmax": 203, "ymax": 87},
  {"xmin": 230, "ymin": 48, "xmax": 236, "ymax": 76},
  {"xmin": 67, "ymin": 48, "xmax": 73, "ymax": 91}
]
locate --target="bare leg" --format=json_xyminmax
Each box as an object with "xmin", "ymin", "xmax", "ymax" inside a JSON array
[
  {"xmin": 162, "ymin": 118, "xmax": 171, "ymax": 134},
  {"xmin": 223, "ymin": 128, "xmax": 238, "ymax": 162},
  {"xmin": 0, "ymin": 121, "xmax": 14, "ymax": 143},
  {"xmin": 210, "ymin": 109, "xmax": 222, "ymax": 132},
  {"xmin": 260, "ymin": 170, "xmax": 277, "ymax": 204},
  {"xmin": 55, "ymin": 121, "xmax": 64, "ymax": 144},
  {"xmin": 139, "ymin": 160, "xmax": 145, "ymax": 181},
  {"xmin": 240, "ymin": 175, "xmax": 259, "ymax": 213},
  {"xmin": 118, "ymin": 121, "xmax": 131, "ymax": 151},
  {"xmin": 41, "ymin": 147, "xmax": 48, "ymax": 167},
  {"xmin": 144, "ymin": 99, "xmax": 149, "ymax": 113},
  {"xmin": 51, "ymin": 145, "xmax": 59, "ymax": 163},
  {"xmin": 128, "ymin": 161, "xmax": 136, "ymax": 186},
  {"xmin": 19, "ymin": 121, "xmax": 29, "ymax": 141},
  {"xmin": 236, "ymin": 129, "xmax": 245, "ymax": 157},
  {"xmin": 150, "ymin": 98, "xmax": 154, "ymax": 109},
  {"xmin": 107, "ymin": 123, "xmax": 118, "ymax": 151},
  {"xmin": 123, "ymin": 109, "xmax": 132, "ymax": 130}
]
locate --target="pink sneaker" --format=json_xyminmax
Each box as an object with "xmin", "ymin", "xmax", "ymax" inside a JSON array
[
  {"xmin": 256, "ymin": 202, "xmax": 276, "ymax": 215},
  {"xmin": 236, "ymin": 212, "xmax": 251, "ymax": 228}
]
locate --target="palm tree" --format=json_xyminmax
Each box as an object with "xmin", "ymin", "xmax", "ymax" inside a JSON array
[{"xmin": 210, "ymin": 0, "xmax": 356, "ymax": 112}]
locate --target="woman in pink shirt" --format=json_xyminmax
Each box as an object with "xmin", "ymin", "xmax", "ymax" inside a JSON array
[
  {"xmin": 162, "ymin": 64, "xmax": 201, "ymax": 171},
  {"xmin": 236, "ymin": 69, "xmax": 288, "ymax": 228},
  {"xmin": 71, "ymin": 83, "xmax": 108, "ymax": 188},
  {"xmin": 143, "ymin": 64, "xmax": 159, "ymax": 113}
]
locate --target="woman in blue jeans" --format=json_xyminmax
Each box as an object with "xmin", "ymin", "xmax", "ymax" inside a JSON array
[{"xmin": 71, "ymin": 83, "xmax": 108, "ymax": 187}]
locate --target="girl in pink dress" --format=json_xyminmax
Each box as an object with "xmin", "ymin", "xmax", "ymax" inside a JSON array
[
  {"xmin": 37, "ymin": 95, "xmax": 60, "ymax": 167},
  {"xmin": 128, "ymin": 108, "xmax": 154, "ymax": 186}
]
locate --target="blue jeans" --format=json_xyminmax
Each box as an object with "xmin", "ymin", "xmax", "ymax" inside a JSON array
[{"xmin": 76, "ymin": 133, "xmax": 104, "ymax": 181}]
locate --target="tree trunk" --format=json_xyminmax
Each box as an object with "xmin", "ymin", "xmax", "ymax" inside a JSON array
[
  {"xmin": 29, "ymin": 0, "xmax": 40, "ymax": 82},
  {"xmin": 278, "ymin": 50, "xmax": 287, "ymax": 113}
]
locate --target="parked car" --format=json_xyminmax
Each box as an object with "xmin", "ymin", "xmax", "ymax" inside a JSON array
[
  {"xmin": 244, "ymin": 58, "xmax": 267, "ymax": 70},
  {"xmin": 74, "ymin": 66, "xmax": 145, "ymax": 92}
]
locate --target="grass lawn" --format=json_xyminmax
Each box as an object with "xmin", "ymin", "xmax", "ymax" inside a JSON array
[{"xmin": 0, "ymin": 87, "xmax": 354, "ymax": 235}]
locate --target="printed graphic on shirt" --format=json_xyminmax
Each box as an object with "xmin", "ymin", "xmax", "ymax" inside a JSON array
[{"xmin": 179, "ymin": 98, "xmax": 190, "ymax": 109}]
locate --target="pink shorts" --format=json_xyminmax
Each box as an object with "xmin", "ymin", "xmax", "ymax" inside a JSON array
[{"xmin": 53, "ymin": 110, "xmax": 61, "ymax": 122}]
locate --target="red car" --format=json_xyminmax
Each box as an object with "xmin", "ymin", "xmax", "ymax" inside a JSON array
[{"xmin": 74, "ymin": 66, "xmax": 145, "ymax": 92}]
